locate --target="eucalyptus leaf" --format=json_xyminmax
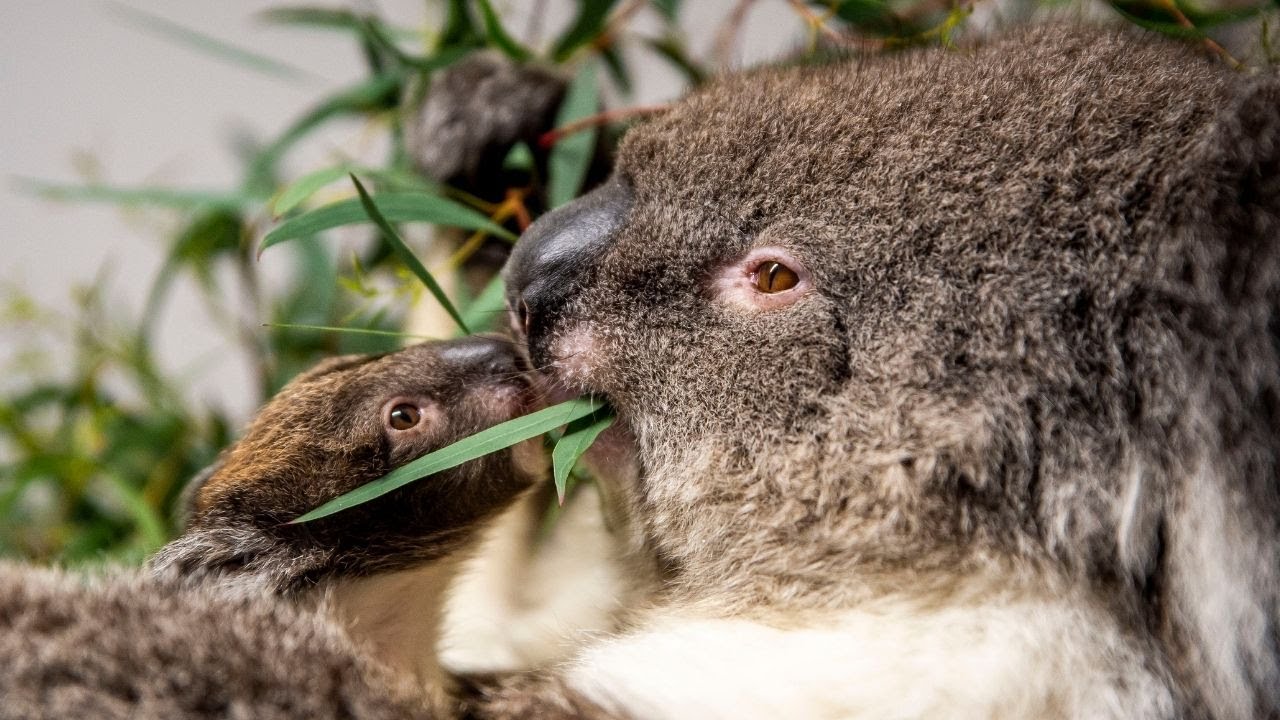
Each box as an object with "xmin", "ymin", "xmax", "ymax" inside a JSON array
[
  {"xmin": 474, "ymin": 0, "xmax": 533, "ymax": 61},
  {"xmin": 552, "ymin": 409, "xmax": 615, "ymax": 503},
  {"xmin": 291, "ymin": 396, "xmax": 610, "ymax": 523},
  {"xmin": 17, "ymin": 179, "xmax": 254, "ymax": 211},
  {"xmin": 272, "ymin": 165, "xmax": 436, "ymax": 217},
  {"xmin": 349, "ymin": 174, "xmax": 471, "ymax": 334},
  {"xmin": 548, "ymin": 59, "xmax": 601, "ymax": 208},
  {"xmin": 264, "ymin": 323, "xmax": 431, "ymax": 340},
  {"xmin": 107, "ymin": 1, "xmax": 318, "ymax": 81},
  {"xmin": 261, "ymin": 191, "xmax": 514, "ymax": 251},
  {"xmin": 553, "ymin": 0, "xmax": 621, "ymax": 62},
  {"xmin": 459, "ymin": 274, "xmax": 509, "ymax": 335},
  {"xmin": 651, "ymin": 0, "xmax": 681, "ymax": 21},
  {"xmin": 258, "ymin": 6, "xmax": 419, "ymax": 40},
  {"xmin": 247, "ymin": 73, "xmax": 404, "ymax": 194}
]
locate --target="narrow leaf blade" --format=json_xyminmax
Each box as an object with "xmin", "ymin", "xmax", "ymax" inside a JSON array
[
  {"xmin": 552, "ymin": 411, "xmax": 615, "ymax": 503},
  {"xmin": 261, "ymin": 192, "xmax": 515, "ymax": 251},
  {"xmin": 548, "ymin": 59, "xmax": 600, "ymax": 208},
  {"xmin": 552, "ymin": 0, "xmax": 621, "ymax": 61},
  {"xmin": 474, "ymin": 0, "xmax": 533, "ymax": 61},
  {"xmin": 291, "ymin": 397, "xmax": 608, "ymax": 523},
  {"xmin": 459, "ymin": 274, "xmax": 508, "ymax": 335},
  {"xmin": 107, "ymin": 1, "xmax": 318, "ymax": 81},
  {"xmin": 349, "ymin": 174, "xmax": 470, "ymax": 334},
  {"xmin": 16, "ymin": 179, "xmax": 254, "ymax": 211}
]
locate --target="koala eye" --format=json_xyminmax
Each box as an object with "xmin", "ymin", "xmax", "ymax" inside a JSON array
[
  {"xmin": 387, "ymin": 403, "xmax": 422, "ymax": 431},
  {"xmin": 754, "ymin": 261, "xmax": 800, "ymax": 294},
  {"xmin": 712, "ymin": 246, "xmax": 811, "ymax": 311}
]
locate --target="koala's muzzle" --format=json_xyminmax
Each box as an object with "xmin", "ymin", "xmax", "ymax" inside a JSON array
[{"xmin": 504, "ymin": 176, "xmax": 633, "ymax": 361}]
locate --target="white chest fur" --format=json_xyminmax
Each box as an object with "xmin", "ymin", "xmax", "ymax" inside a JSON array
[
  {"xmin": 566, "ymin": 594, "xmax": 1175, "ymax": 720},
  {"xmin": 325, "ymin": 561, "xmax": 459, "ymax": 709}
]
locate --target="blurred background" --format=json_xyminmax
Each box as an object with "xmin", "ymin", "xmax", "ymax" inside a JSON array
[{"xmin": 2, "ymin": 0, "xmax": 1275, "ymax": 564}]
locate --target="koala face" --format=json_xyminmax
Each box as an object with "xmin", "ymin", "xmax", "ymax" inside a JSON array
[
  {"xmin": 506, "ymin": 26, "xmax": 1280, "ymax": 608},
  {"xmin": 181, "ymin": 336, "xmax": 541, "ymax": 580}
]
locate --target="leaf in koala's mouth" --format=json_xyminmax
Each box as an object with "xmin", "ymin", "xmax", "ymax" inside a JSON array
[
  {"xmin": 552, "ymin": 408, "xmax": 616, "ymax": 505},
  {"xmin": 289, "ymin": 396, "xmax": 612, "ymax": 524}
]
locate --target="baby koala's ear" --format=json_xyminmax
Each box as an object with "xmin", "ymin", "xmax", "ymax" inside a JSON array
[{"xmin": 174, "ymin": 461, "xmax": 222, "ymax": 531}]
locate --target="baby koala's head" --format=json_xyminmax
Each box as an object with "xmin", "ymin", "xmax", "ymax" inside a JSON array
[{"xmin": 151, "ymin": 336, "xmax": 542, "ymax": 594}]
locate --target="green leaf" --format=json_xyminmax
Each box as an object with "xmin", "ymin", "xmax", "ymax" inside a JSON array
[
  {"xmin": 389, "ymin": 44, "xmax": 475, "ymax": 73},
  {"xmin": 548, "ymin": 59, "xmax": 600, "ymax": 208},
  {"xmin": 247, "ymin": 73, "xmax": 404, "ymax": 194},
  {"xmin": 349, "ymin": 174, "xmax": 470, "ymax": 334},
  {"xmin": 272, "ymin": 166, "xmax": 355, "ymax": 217},
  {"xmin": 258, "ymin": 6, "xmax": 419, "ymax": 40},
  {"xmin": 600, "ymin": 44, "xmax": 633, "ymax": 96},
  {"xmin": 1107, "ymin": 0, "xmax": 1270, "ymax": 35},
  {"xmin": 274, "ymin": 165, "xmax": 437, "ymax": 216},
  {"xmin": 15, "ymin": 179, "xmax": 254, "ymax": 211},
  {"xmin": 264, "ymin": 323, "xmax": 430, "ymax": 339},
  {"xmin": 355, "ymin": 16, "xmax": 477, "ymax": 73},
  {"xmin": 106, "ymin": 1, "xmax": 319, "ymax": 82},
  {"xmin": 643, "ymin": 35, "xmax": 706, "ymax": 85},
  {"xmin": 552, "ymin": 0, "xmax": 621, "ymax": 62},
  {"xmin": 503, "ymin": 142, "xmax": 535, "ymax": 173},
  {"xmin": 291, "ymin": 396, "xmax": 609, "ymax": 523},
  {"xmin": 474, "ymin": 0, "xmax": 533, "ymax": 61},
  {"xmin": 459, "ymin": 274, "xmax": 508, "ymax": 334},
  {"xmin": 651, "ymin": 0, "xmax": 681, "ymax": 21},
  {"xmin": 829, "ymin": 0, "xmax": 914, "ymax": 37},
  {"xmin": 442, "ymin": 0, "xmax": 484, "ymax": 46},
  {"xmin": 261, "ymin": 191, "xmax": 515, "ymax": 251},
  {"xmin": 552, "ymin": 409, "xmax": 615, "ymax": 503}
]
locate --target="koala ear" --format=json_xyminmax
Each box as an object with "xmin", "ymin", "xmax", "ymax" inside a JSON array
[{"xmin": 174, "ymin": 461, "xmax": 222, "ymax": 531}]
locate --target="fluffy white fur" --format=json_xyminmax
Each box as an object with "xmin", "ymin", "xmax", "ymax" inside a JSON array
[{"xmin": 566, "ymin": 590, "xmax": 1174, "ymax": 720}]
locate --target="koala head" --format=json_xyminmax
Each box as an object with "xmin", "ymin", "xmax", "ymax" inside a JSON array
[
  {"xmin": 505, "ymin": 25, "xmax": 1280, "ymax": 612},
  {"xmin": 153, "ymin": 336, "xmax": 542, "ymax": 592}
]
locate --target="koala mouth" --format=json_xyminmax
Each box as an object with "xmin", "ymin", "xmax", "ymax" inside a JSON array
[{"xmin": 511, "ymin": 329, "xmax": 639, "ymax": 484}]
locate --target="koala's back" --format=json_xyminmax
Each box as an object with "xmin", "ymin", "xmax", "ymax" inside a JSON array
[{"xmin": 0, "ymin": 562, "xmax": 430, "ymax": 720}]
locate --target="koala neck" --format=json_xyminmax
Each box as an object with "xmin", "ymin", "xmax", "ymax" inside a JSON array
[{"xmin": 323, "ymin": 559, "xmax": 462, "ymax": 710}]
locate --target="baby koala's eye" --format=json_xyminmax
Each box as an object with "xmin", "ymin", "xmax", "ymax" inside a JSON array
[
  {"xmin": 387, "ymin": 403, "xmax": 422, "ymax": 431},
  {"xmin": 754, "ymin": 261, "xmax": 799, "ymax": 294}
]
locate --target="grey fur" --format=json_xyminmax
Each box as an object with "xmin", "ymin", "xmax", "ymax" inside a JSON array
[
  {"xmin": 407, "ymin": 50, "xmax": 566, "ymax": 195},
  {"xmin": 493, "ymin": 25, "xmax": 1280, "ymax": 719},
  {"xmin": 0, "ymin": 563, "xmax": 429, "ymax": 720}
]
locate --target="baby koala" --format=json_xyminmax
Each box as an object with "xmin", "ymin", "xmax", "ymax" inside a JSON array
[{"xmin": 2, "ymin": 336, "xmax": 543, "ymax": 719}]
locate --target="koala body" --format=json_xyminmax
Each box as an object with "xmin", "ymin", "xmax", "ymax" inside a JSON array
[
  {"xmin": 1, "ymin": 337, "xmax": 543, "ymax": 719},
  {"xmin": 490, "ymin": 26, "xmax": 1280, "ymax": 720}
]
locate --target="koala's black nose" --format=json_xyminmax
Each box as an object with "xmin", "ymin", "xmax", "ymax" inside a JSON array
[
  {"xmin": 503, "ymin": 176, "xmax": 633, "ymax": 352},
  {"xmin": 439, "ymin": 335, "xmax": 527, "ymax": 376}
]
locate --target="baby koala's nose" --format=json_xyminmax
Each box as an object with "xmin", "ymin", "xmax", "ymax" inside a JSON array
[{"xmin": 438, "ymin": 335, "xmax": 528, "ymax": 377}]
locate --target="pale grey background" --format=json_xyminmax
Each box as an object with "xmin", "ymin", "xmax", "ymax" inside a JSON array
[{"xmin": 0, "ymin": 0, "xmax": 801, "ymax": 421}]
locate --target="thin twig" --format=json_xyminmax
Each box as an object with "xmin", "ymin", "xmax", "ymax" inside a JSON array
[
  {"xmin": 711, "ymin": 0, "xmax": 759, "ymax": 68},
  {"xmin": 538, "ymin": 104, "xmax": 671, "ymax": 149},
  {"xmin": 1155, "ymin": 0, "xmax": 1243, "ymax": 69},
  {"xmin": 589, "ymin": 0, "xmax": 648, "ymax": 53},
  {"xmin": 786, "ymin": 0, "xmax": 850, "ymax": 47}
]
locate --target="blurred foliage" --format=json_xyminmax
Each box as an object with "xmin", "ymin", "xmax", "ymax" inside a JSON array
[{"xmin": 4, "ymin": 0, "xmax": 1277, "ymax": 565}]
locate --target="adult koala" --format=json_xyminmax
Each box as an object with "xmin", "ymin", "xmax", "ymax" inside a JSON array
[{"xmin": 486, "ymin": 25, "xmax": 1280, "ymax": 720}]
